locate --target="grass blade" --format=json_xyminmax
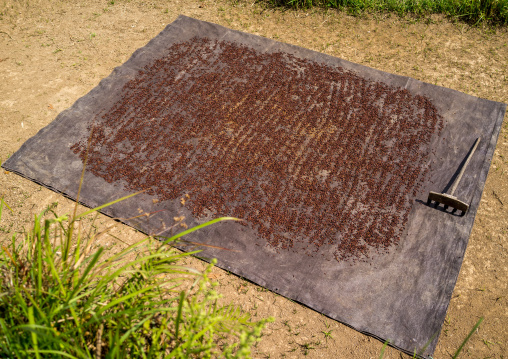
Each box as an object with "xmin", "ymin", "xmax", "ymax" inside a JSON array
[
  {"xmin": 416, "ymin": 329, "xmax": 440, "ymax": 357},
  {"xmin": 175, "ymin": 291, "xmax": 185, "ymax": 340},
  {"xmin": 159, "ymin": 217, "xmax": 241, "ymax": 246},
  {"xmin": 452, "ymin": 317, "xmax": 484, "ymax": 358},
  {"xmin": 74, "ymin": 191, "xmax": 144, "ymax": 221},
  {"xmin": 42, "ymin": 219, "xmax": 67, "ymax": 297},
  {"xmin": 27, "ymin": 306, "xmax": 40, "ymax": 359},
  {"xmin": 379, "ymin": 340, "xmax": 389, "ymax": 358},
  {"xmin": 0, "ymin": 196, "xmax": 13, "ymax": 218},
  {"xmin": 68, "ymin": 247, "xmax": 104, "ymax": 299}
]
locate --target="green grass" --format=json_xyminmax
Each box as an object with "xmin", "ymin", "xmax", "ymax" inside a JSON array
[
  {"xmin": 0, "ymin": 195, "xmax": 272, "ymax": 358},
  {"xmin": 262, "ymin": 0, "xmax": 508, "ymax": 25}
]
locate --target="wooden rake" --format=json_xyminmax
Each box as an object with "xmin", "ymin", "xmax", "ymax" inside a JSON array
[{"xmin": 427, "ymin": 137, "xmax": 481, "ymax": 215}]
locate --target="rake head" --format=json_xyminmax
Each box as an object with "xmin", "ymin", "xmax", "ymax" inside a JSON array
[{"xmin": 427, "ymin": 191, "xmax": 469, "ymax": 215}]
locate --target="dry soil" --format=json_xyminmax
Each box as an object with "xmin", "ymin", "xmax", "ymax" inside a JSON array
[{"xmin": 0, "ymin": 1, "xmax": 507, "ymax": 358}]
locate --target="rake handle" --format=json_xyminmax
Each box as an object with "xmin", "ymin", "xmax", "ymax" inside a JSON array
[{"xmin": 449, "ymin": 137, "xmax": 480, "ymax": 196}]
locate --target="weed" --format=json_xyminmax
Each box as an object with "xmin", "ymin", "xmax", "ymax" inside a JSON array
[
  {"xmin": 0, "ymin": 194, "xmax": 273, "ymax": 358},
  {"xmin": 322, "ymin": 330, "xmax": 333, "ymax": 339},
  {"xmin": 482, "ymin": 339, "xmax": 494, "ymax": 348},
  {"xmin": 282, "ymin": 320, "xmax": 292, "ymax": 332},
  {"xmin": 297, "ymin": 340, "xmax": 320, "ymax": 355}
]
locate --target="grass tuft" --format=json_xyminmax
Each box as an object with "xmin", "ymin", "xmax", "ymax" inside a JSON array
[{"xmin": 0, "ymin": 196, "xmax": 272, "ymax": 358}]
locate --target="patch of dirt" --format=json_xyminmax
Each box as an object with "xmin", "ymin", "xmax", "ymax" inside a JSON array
[{"xmin": 0, "ymin": 1, "xmax": 507, "ymax": 358}]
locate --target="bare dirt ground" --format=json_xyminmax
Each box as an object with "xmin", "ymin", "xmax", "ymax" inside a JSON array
[{"xmin": 1, "ymin": 0, "xmax": 507, "ymax": 358}]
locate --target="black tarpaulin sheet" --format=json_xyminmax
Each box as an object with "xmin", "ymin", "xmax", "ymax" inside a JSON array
[{"xmin": 2, "ymin": 15, "xmax": 506, "ymax": 357}]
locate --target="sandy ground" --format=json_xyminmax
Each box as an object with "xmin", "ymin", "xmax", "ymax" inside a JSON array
[{"xmin": 0, "ymin": 0, "xmax": 507, "ymax": 358}]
